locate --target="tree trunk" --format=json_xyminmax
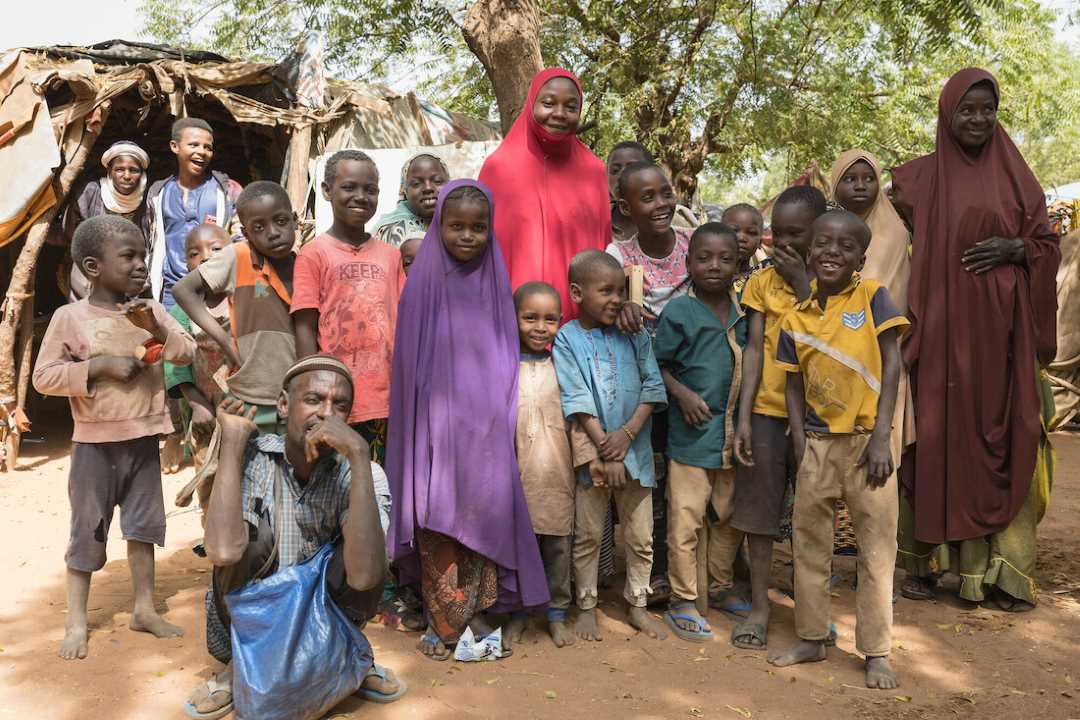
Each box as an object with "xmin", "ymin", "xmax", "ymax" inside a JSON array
[
  {"xmin": 285, "ymin": 123, "xmax": 313, "ymax": 214},
  {"xmin": 463, "ymin": 0, "xmax": 543, "ymax": 134},
  {"xmin": 0, "ymin": 104, "xmax": 109, "ymax": 468}
]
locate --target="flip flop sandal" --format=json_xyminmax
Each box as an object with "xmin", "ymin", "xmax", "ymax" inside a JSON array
[
  {"xmin": 417, "ymin": 632, "xmax": 451, "ymax": 661},
  {"xmin": 183, "ymin": 673, "xmax": 233, "ymax": 720},
  {"xmin": 730, "ymin": 621, "xmax": 767, "ymax": 650},
  {"xmin": 355, "ymin": 664, "xmax": 409, "ymax": 704},
  {"xmin": 663, "ymin": 607, "xmax": 714, "ymax": 643},
  {"xmin": 825, "ymin": 623, "xmax": 838, "ymax": 647},
  {"xmin": 709, "ymin": 590, "xmax": 752, "ymax": 619}
]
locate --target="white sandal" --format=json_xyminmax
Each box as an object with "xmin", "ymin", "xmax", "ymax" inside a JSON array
[{"xmin": 184, "ymin": 670, "xmax": 233, "ymax": 719}]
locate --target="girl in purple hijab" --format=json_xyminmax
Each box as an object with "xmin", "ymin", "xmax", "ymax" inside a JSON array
[{"xmin": 386, "ymin": 179, "xmax": 549, "ymax": 660}]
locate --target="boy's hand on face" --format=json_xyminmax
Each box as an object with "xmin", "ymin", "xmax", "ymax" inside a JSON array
[
  {"xmin": 588, "ymin": 458, "xmax": 606, "ymax": 488},
  {"xmin": 119, "ymin": 300, "xmax": 166, "ymax": 342},
  {"xmin": 90, "ymin": 356, "xmax": 145, "ymax": 382},
  {"xmin": 603, "ymin": 460, "xmax": 627, "ymax": 489},
  {"xmin": 304, "ymin": 416, "xmax": 368, "ymax": 464},
  {"xmin": 772, "ymin": 245, "xmax": 809, "ymax": 289},
  {"xmin": 858, "ymin": 432, "xmax": 894, "ymax": 488},
  {"xmin": 675, "ymin": 387, "xmax": 712, "ymax": 427},
  {"xmin": 599, "ymin": 429, "xmax": 631, "ymax": 462},
  {"xmin": 615, "ymin": 302, "xmax": 645, "ymax": 334},
  {"xmin": 733, "ymin": 420, "xmax": 754, "ymax": 467},
  {"xmin": 216, "ymin": 398, "xmax": 259, "ymax": 441}
]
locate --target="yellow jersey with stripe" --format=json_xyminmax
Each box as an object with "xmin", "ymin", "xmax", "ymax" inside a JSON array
[
  {"xmin": 775, "ymin": 275, "xmax": 908, "ymax": 434},
  {"xmin": 739, "ymin": 265, "xmax": 800, "ymax": 418}
]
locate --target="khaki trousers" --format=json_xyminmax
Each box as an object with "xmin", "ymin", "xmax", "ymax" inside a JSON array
[
  {"xmin": 666, "ymin": 459, "xmax": 744, "ymax": 603},
  {"xmin": 793, "ymin": 433, "xmax": 898, "ymax": 657},
  {"xmin": 574, "ymin": 480, "xmax": 653, "ymax": 609}
]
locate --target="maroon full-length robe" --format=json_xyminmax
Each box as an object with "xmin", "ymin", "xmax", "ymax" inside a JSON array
[{"xmin": 892, "ymin": 68, "xmax": 1060, "ymax": 544}]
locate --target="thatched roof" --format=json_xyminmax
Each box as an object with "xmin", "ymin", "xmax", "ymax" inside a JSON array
[{"xmin": 0, "ymin": 39, "xmax": 498, "ymax": 247}]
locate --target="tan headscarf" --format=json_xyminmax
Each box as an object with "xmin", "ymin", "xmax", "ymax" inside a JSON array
[
  {"xmin": 829, "ymin": 148, "xmax": 916, "ymax": 456},
  {"xmin": 828, "ymin": 149, "xmax": 911, "ymax": 313}
]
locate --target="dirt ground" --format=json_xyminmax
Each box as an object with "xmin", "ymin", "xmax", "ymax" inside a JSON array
[{"xmin": 2, "ymin": 407, "xmax": 1079, "ymax": 720}]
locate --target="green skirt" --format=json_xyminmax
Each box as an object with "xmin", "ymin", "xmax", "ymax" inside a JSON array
[{"xmin": 896, "ymin": 372, "xmax": 1055, "ymax": 605}]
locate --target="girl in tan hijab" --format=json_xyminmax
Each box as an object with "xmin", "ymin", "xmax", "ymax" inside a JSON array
[{"xmin": 828, "ymin": 149, "xmax": 915, "ymax": 491}]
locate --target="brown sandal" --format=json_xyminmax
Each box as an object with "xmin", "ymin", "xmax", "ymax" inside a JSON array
[{"xmin": 900, "ymin": 575, "xmax": 936, "ymax": 601}]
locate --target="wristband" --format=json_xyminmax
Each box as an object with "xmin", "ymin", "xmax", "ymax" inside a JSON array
[{"xmin": 622, "ymin": 426, "xmax": 636, "ymax": 443}]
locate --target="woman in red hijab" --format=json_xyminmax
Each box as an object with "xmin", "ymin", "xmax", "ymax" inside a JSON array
[
  {"xmin": 479, "ymin": 68, "xmax": 611, "ymax": 315},
  {"xmin": 892, "ymin": 68, "xmax": 1059, "ymax": 612}
]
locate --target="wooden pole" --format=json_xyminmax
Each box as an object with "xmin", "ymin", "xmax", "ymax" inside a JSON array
[
  {"xmin": 286, "ymin": 123, "xmax": 313, "ymax": 215},
  {"xmin": 0, "ymin": 103, "xmax": 109, "ymax": 470}
]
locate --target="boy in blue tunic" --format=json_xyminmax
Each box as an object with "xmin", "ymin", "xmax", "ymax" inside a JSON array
[{"xmin": 553, "ymin": 250, "xmax": 668, "ymax": 643}]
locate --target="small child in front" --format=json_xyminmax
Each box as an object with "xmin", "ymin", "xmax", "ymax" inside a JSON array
[
  {"xmin": 33, "ymin": 215, "xmax": 196, "ymax": 660},
  {"xmin": 768, "ymin": 210, "xmax": 906, "ymax": 690},
  {"xmin": 553, "ymin": 250, "xmax": 668, "ymax": 642},
  {"xmin": 164, "ymin": 224, "xmax": 230, "ymax": 483},
  {"xmin": 653, "ymin": 223, "xmax": 748, "ymax": 643},
  {"xmin": 512, "ymin": 281, "xmax": 577, "ymax": 648}
]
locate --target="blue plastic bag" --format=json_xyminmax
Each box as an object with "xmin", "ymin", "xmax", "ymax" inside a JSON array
[{"xmin": 226, "ymin": 543, "xmax": 373, "ymax": 720}]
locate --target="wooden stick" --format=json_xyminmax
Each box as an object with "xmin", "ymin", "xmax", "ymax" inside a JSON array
[{"xmin": 0, "ymin": 103, "xmax": 110, "ymax": 470}]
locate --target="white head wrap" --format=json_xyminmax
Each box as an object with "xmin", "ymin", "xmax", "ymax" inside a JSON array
[{"xmin": 99, "ymin": 141, "xmax": 149, "ymax": 214}]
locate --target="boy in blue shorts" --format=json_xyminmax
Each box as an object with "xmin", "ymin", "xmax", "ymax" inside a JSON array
[{"xmin": 767, "ymin": 210, "xmax": 907, "ymax": 691}]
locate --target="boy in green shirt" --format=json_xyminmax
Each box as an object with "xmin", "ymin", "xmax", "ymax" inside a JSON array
[{"xmin": 653, "ymin": 223, "xmax": 748, "ymax": 642}]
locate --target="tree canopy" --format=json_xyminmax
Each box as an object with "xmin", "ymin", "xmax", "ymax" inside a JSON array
[{"xmin": 140, "ymin": 0, "xmax": 1080, "ymax": 202}]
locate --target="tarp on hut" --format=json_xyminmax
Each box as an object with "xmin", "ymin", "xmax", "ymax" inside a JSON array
[{"xmin": 0, "ymin": 39, "xmax": 500, "ymax": 249}]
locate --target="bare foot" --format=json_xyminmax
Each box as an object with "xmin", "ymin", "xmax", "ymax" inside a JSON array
[
  {"xmin": 548, "ymin": 620, "xmax": 575, "ymax": 648},
  {"xmin": 161, "ymin": 433, "xmax": 183, "ymax": 474},
  {"xmin": 865, "ymin": 656, "xmax": 899, "ymax": 689},
  {"xmin": 505, "ymin": 615, "xmax": 527, "ymax": 651},
  {"xmin": 59, "ymin": 623, "xmax": 88, "ymax": 660},
  {"xmin": 575, "ymin": 608, "xmax": 603, "ymax": 641},
  {"xmin": 768, "ymin": 639, "xmax": 826, "ymax": 667},
  {"xmin": 627, "ymin": 606, "xmax": 667, "ymax": 640},
  {"xmin": 130, "ymin": 611, "xmax": 184, "ymax": 638}
]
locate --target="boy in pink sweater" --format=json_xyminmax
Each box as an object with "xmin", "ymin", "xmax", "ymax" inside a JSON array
[{"xmin": 34, "ymin": 215, "xmax": 195, "ymax": 661}]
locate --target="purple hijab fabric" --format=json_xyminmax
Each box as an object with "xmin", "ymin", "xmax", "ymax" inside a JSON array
[{"xmin": 385, "ymin": 178, "xmax": 550, "ymax": 612}]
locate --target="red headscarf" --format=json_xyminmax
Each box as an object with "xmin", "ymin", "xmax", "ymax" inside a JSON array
[
  {"xmin": 479, "ymin": 68, "xmax": 611, "ymax": 317},
  {"xmin": 892, "ymin": 68, "xmax": 1060, "ymax": 544}
]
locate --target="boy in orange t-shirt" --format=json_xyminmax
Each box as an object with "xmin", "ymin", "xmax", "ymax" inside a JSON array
[{"xmin": 292, "ymin": 149, "xmax": 406, "ymax": 465}]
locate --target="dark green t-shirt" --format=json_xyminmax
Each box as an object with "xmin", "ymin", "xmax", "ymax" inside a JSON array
[{"xmin": 653, "ymin": 291, "xmax": 747, "ymax": 469}]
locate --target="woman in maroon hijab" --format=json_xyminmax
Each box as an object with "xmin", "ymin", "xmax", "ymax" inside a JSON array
[{"xmin": 892, "ymin": 68, "xmax": 1059, "ymax": 612}]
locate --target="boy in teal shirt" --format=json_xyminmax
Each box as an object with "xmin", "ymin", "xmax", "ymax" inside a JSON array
[{"xmin": 654, "ymin": 223, "xmax": 748, "ymax": 643}]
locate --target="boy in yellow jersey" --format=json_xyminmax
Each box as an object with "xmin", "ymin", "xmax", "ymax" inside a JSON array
[
  {"xmin": 730, "ymin": 186, "xmax": 826, "ymax": 647},
  {"xmin": 767, "ymin": 209, "xmax": 907, "ymax": 691}
]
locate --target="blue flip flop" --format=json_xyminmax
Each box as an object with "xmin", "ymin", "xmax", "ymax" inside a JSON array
[
  {"xmin": 664, "ymin": 605, "xmax": 714, "ymax": 643},
  {"xmin": 417, "ymin": 632, "xmax": 451, "ymax": 661},
  {"xmin": 708, "ymin": 589, "xmax": 752, "ymax": 619},
  {"xmin": 356, "ymin": 664, "xmax": 409, "ymax": 703}
]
